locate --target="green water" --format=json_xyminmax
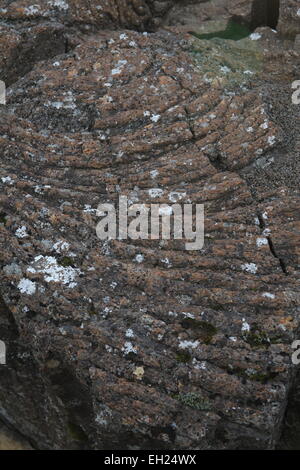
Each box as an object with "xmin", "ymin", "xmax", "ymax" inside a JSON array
[{"xmin": 191, "ymin": 20, "xmax": 251, "ymax": 41}]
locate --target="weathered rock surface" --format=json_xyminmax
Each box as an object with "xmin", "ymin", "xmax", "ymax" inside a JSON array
[
  {"xmin": 0, "ymin": 420, "xmax": 32, "ymax": 450},
  {"xmin": 278, "ymin": 0, "xmax": 300, "ymax": 38},
  {"xmin": 0, "ymin": 0, "xmax": 174, "ymax": 31},
  {"xmin": 0, "ymin": 0, "xmax": 299, "ymax": 450}
]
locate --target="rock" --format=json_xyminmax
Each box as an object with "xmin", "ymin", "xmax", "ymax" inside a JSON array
[
  {"xmin": 0, "ymin": 22, "xmax": 68, "ymax": 86},
  {"xmin": 278, "ymin": 0, "xmax": 300, "ymax": 39},
  {"xmin": 0, "ymin": 0, "xmax": 299, "ymax": 450},
  {"xmin": 0, "ymin": 421, "xmax": 32, "ymax": 450},
  {"xmin": 0, "ymin": 0, "xmax": 172, "ymax": 31}
]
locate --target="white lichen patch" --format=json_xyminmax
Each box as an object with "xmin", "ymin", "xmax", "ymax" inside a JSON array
[
  {"xmin": 262, "ymin": 292, "xmax": 275, "ymax": 300},
  {"xmin": 24, "ymin": 5, "xmax": 40, "ymax": 16},
  {"xmin": 45, "ymin": 93, "xmax": 77, "ymax": 111},
  {"xmin": 241, "ymin": 263, "xmax": 258, "ymax": 274},
  {"xmin": 182, "ymin": 312, "xmax": 195, "ymax": 319},
  {"xmin": 45, "ymin": 101, "xmax": 62, "ymax": 109},
  {"xmin": 52, "ymin": 240, "xmax": 70, "ymax": 253},
  {"xmin": 260, "ymin": 120, "xmax": 269, "ymax": 129},
  {"xmin": 160, "ymin": 257, "xmax": 172, "ymax": 268},
  {"xmin": 122, "ymin": 341, "xmax": 137, "ymax": 355},
  {"xmin": 179, "ymin": 340, "xmax": 199, "ymax": 349},
  {"xmin": 28, "ymin": 255, "xmax": 81, "ymax": 287},
  {"xmin": 267, "ymin": 135, "xmax": 276, "ymax": 146},
  {"xmin": 168, "ymin": 191, "xmax": 186, "ymax": 203},
  {"xmin": 1, "ymin": 176, "xmax": 13, "ymax": 184},
  {"xmin": 17, "ymin": 278, "xmax": 36, "ymax": 295},
  {"xmin": 150, "ymin": 169, "xmax": 159, "ymax": 179},
  {"xmin": 241, "ymin": 319, "xmax": 250, "ymax": 332},
  {"xmin": 83, "ymin": 204, "xmax": 97, "ymax": 214},
  {"xmin": 134, "ymin": 254, "xmax": 144, "ymax": 263},
  {"xmin": 125, "ymin": 328, "xmax": 134, "ymax": 338},
  {"xmin": 111, "ymin": 60, "xmax": 127, "ymax": 76},
  {"xmin": 168, "ymin": 311, "xmax": 178, "ymax": 317},
  {"xmin": 192, "ymin": 358, "xmax": 207, "ymax": 370},
  {"xmin": 262, "ymin": 228, "xmax": 271, "ymax": 236},
  {"xmin": 48, "ymin": 0, "xmax": 69, "ymax": 10},
  {"xmin": 95, "ymin": 405, "xmax": 112, "ymax": 427},
  {"xmin": 150, "ymin": 114, "xmax": 161, "ymax": 123},
  {"xmin": 256, "ymin": 237, "xmax": 268, "ymax": 247},
  {"xmin": 15, "ymin": 226, "xmax": 28, "ymax": 239},
  {"xmin": 148, "ymin": 188, "xmax": 164, "ymax": 198},
  {"xmin": 220, "ymin": 66, "xmax": 231, "ymax": 74}
]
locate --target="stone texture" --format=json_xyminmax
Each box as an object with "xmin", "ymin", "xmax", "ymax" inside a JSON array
[
  {"xmin": 0, "ymin": 0, "xmax": 299, "ymax": 450},
  {"xmin": 0, "ymin": 420, "xmax": 32, "ymax": 450},
  {"xmin": 278, "ymin": 0, "xmax": 300, "ymax": 38},
  {"xmin": 0, "ymin": 0, "xmax": 172, "ymax": 31}
]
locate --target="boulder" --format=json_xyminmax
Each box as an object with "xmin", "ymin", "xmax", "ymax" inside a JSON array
[{"xmin": 0, "ymin": 0, "xmax": 299, "ymax": 450}]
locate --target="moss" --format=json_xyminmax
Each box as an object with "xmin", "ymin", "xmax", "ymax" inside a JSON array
[
  {"xmin": 269, "ymin": 334, "xmax": 284, "ymax": 345},
  {"xmin": 0, "ymin": 213, "xmax": 7, "ymax": 224},
  {"xmin": 58, "ymin": 256, "xmax": 74, "ymax": 267},
  {"xmin": 176, "ymin": 392, "xmax": 212, "ymax": 411},
  {"xmin": 189, "ymin": 28, "xmax": 263, "ymax": 91},
  {"xmin": 181, "ymin": 318, "xmax": 217, "ymax": 344},
  {"xmin": 228, "ymin": 365, "xmax": 278, "ymax": 384},
  {"xmin": 175, "ymin": 350, "xmax": 192, "ymax": 363},
  {"xmin": 227, "ymin": 365, "xmax": 247, "ymax": 380},
  {"xmin": 248, "ymin": 371, "xmax": 278, "ymax": 384},
  {"xmin": 67, "ymin": 421, "xmax": 88, "ymax": 442},
  {"xmin": 191, "ymin": 20, "xmax": 251, "ymax": 41},
  {"xmin": 243, "ymin": 327, "xmax": 270, "ymax": 349}
]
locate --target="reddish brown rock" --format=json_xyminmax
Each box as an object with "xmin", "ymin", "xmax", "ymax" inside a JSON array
[
  {"xmin": 0, "ymin": 0, "xmax": 299, "ymax": 451},
  {"xmin": 0, "ymin": 0, "xmax": 171, "ymax": 31}
]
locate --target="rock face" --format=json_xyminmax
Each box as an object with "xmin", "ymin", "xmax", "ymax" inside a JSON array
[
  {"xmin": 278, "ymin": 0, "xmax": 300, "ymax": 38},
  {"xmin": 0, "ymin": 0, "xmax": 174, "ymax": 31},
  {"xmin": 0, "ymin": 0, "xmax": 299, "ymax": 450},
  {"xmin": 0, "ymin": 420, "xmax": 32, "ymax": 450}
]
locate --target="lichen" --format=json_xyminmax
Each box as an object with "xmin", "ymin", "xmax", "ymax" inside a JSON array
[
  {"xmin": 247, "ymin": 371, "xmax": 278, "ymax": 384},
  {"xmin": 176, "ymin": 392, "xmax": 212, "ymax": 411},
  {"xmin": 58, "ymin": 256, "xmax": 74, "ymax": 268},
  {"xmin": 175, "ymin": 350, "xmax": 192, "ymax": 363},
  {"xmin": 243, "ymin": 325, "xmax": 271, "ymax": 348}
]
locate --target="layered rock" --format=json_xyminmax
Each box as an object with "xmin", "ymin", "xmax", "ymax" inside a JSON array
[
  {"xmin": 0, "ymin": 0, "xmax": 299, "ymax": 450},
  {"xmin": 0, "ymin": 0, "xmax": 172, "ymax": 30}
]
